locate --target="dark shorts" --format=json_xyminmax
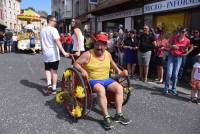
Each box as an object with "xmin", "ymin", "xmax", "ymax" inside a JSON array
[
  {"xmin": 89, "ymin": 78, "xmax": 115, "ymax": 90},
  {"xmin": 44, "ymin": 61, "xmax": 59, "ymax": 70},
  {"xmin": 155, "ymin": 56, "xmax": 164, "ymax": 66},
  {"xmin": 0, "ymin": 41, "xmax": 4, "ymax": 45},
  {"xmin": 6, "ymin": 40, "xmax": 13, "ymax": 46}
]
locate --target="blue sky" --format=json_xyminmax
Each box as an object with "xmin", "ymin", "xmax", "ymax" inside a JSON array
[{"xmin": 21, "ymin": 0, "xmax": 51, "ymax": 14}]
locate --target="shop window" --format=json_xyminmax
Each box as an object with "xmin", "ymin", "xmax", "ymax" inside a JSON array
[{"xmin": 155, "ymin": 13, "xmax": 185, "ymax": 34}]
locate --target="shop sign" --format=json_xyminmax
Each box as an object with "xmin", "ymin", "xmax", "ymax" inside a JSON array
[
  {"xmin": 89, "ymin": 0, "xmax": 98, "ymax": 4},
  {"xmin": 144, "ymin": 0, "xmax": 200, "ymax": 13},
  {"xmin": 98, "ymin": 8, "xmax": 143, "ymax": 21}
]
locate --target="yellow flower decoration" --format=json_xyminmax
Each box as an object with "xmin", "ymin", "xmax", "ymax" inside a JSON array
[
  {"xmin": 123, "ymin": 87, "xmax": 129, "ymax": 94},
  {"xmin": 75, "ymin": 86, "xmax": 85, "ymax": 99},
  {"xmin": 56, "ymin": 91, "xmax": 65, "ymax": 104},
  {"xmin": 63, "ymin": 70, "xmax": 72, "ymax": 78},
  {"xmin": 71, "ymin": 105, "xmax": 83, "ymax": 118},
  {"xmin": 123, "ymin": 86, "xmax": 134, "ymax": 94}
]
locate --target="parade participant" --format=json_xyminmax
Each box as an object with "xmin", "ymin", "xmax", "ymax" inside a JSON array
[
  {"xmin": 40, "ymin": 15, "xmax": 69, "ymax": 95},
  {"xmin": 138, "ymin": 25, "xmax": 157, "ymax": 82},
  {"xmin": 74, "ymin": 33, "xmax": 132, "ymax": 129},
  {"xmin": 71, "ymin": 18, "xmax": 85, "ymax": 57},
  {"xmin": 163, "ymin": 28, "xmax": 193, "ymax": 96},
  {"xmin": 30, "ymin": 31, "xmax": 36, "ymax": 54},
  {"xmin": 190, "ymin": 53, "xmax": 200, "ymax": 104}
]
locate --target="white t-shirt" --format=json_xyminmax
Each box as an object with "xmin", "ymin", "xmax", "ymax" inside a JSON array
[
  {"xmin": 193, "ymin": 62, "xmax": 200, "ymax": 80},
  {"xmin": 40, "ymin": 26, "xmax": 60, "ymax": 62},
  {"xmin": 72, "ymin": 32, "xmax": 85, "ymax": 52}
]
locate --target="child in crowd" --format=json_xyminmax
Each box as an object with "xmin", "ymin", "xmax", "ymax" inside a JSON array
[{"xmin": 190, "ymin": 53, "xmax": 200, "ymax": 104}]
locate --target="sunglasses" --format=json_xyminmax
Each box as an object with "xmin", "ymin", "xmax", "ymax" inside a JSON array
[{"xmin": 50, "ymin": 19, "xmax": 57, "ymax": 22}]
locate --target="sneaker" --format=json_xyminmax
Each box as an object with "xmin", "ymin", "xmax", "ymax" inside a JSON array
[
  {"xmin": 103, "ymin": 116, "xmax": 114, "ymax": 129},
  {"xmin": 46, "ymin": 85, "xmax": 52, "ymax": 95},
  {"xmin": 52, "ymin": 90, "xmax": 57, "ymax": 95},
  {"xmin": 169, "ymin": 90, "xmax": 178, "ymax": 96},
  {"xmin": 190, "ymin": 97, "xmax": 198, "ymax": 103},
  {"xmin": 114, "ymin": 114, "xmax": 132, "ymax": 125},
  {"xmin": 197, "ymin": 98, "xmax": 200, "ymax": 105},
  {"xmin": 162, "ymin": 89, "xmax": 168, "ymax": 95}
]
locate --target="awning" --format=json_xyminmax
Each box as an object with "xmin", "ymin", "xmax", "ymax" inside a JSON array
[
  {"xmin": 90, "ymin": 0, "xmax": 130, "ymax": 14},
  {"xmin": 17, "ymin": 9, "xmax": 41, "ymax": 22}
]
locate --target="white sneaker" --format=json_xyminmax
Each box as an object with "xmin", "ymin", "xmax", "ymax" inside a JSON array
[{"xmin": 52, "ymin": 90, "xmax": 57, "ymax": 95}]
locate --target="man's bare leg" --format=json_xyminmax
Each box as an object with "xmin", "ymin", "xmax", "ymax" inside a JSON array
[{"xmin": 93, "ymin": 84, "xmax": 109, "ymax": 116}]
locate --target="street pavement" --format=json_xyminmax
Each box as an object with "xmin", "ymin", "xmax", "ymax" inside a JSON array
[{"xmin": 0, "ymin": 53, "xmax": 200, "ymax": 134}]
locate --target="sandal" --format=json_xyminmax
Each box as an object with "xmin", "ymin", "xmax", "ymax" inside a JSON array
[{"xmin": 158, "ymin": 79, "xmax": 163, "ymax": 84}]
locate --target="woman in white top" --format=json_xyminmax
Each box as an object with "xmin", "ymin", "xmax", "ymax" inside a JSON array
[{"xmin": 71, "ymin": 18, "xmax": 85, "ymax": 57}]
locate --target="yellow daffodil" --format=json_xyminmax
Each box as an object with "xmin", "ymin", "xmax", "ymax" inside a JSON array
[
  {"xmin": 63, "ymin": 70, "xmax": 72, "ymax": 78},
  {"xmin": 75, "ymin": 86, "xmax": 85, "ymax": 99},
  {"xmin": 123, "ymin": 87, "xmax": 129, "ymax": 94},
  {"xmin": 71, "ymin": 105, "xmax": 83, "ymax": 118},
  {"xmin": 56, "ymin": 91, "xmax": 65, "ymax": 104}
]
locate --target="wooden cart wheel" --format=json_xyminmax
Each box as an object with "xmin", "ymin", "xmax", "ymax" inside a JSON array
[
  {"xmin": 61, "ymin": 67, "xmax": 88, "ymax": 119},
  {"xmin": 107, "ymin": 67, "xmax": 131, "ymax": 107}
]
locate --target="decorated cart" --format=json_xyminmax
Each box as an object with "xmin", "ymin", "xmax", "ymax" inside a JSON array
[{"xmin": 17, "ymin": 9, "xmax": 42, "ymax": 51}]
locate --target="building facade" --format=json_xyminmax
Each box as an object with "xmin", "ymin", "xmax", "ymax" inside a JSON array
[
  {"xmin": 143, "ymin": 0, "xmax": 200, "ymax": 34},
  {"xmin": 51, "ymin": 0, "xmax": 73, "ymax": 33},
  {"xmin": 2, "ymin": 0, "xmax": 21, "ymax": 32},
  {"xmin": 0, "ymin": 0, "xmax": 6, "ymax": 32},
  {"xmin": 90, "ymin": 0, "xmax": 143, "ymax": 32},
  {"xmin": 72, "ymin": 0, "xmax": 97, "ymax": 34},
  {"xmin": 90, "ymin": 0, "xmax": 200, "ymax": 33}
]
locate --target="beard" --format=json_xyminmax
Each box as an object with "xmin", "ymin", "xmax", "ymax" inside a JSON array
[{"xmin": 94, "ymin": 49, "xmax": 104, "ymax": 56}]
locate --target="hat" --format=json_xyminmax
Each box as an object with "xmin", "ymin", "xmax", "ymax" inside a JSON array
[{"xmin": 93, "ymin": 34, "xmax": 108, "ymax": 43}]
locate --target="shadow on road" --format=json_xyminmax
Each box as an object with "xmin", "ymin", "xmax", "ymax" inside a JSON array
[
  {"xmin": 45, "ymin": 98, "xmax": 76, "ymax": 124},
  {"xmin": 20, "ymin": 79, "xmax": 62, "ymax": 96},
  {"xmin": 20, "ymin": 79, "xmax": 46, "ymax": 96},
  {"xmin": 134, "ymin": 84, "xmax": 190, "ymax": 102},
  {"xmin": 45, "ymin": 97, "xmax": 105, "ymax": 129}
]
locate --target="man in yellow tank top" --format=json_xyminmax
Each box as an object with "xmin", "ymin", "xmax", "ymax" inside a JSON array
[{"xmin": 75, "ymin": 33, "xmax": 132, "ymax": 129}]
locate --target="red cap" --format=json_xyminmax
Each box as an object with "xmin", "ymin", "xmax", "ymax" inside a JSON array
[{"xmin": 94, "ymin": 34, "xmax": 108, "ymax": 43}]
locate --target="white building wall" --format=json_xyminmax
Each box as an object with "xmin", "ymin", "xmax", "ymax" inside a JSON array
[
  {"xmin": 52, "ymin": 0, "xmax": 72, "ymax": 20},
  {"xmin": 3, "ymin": 0, "xmax": 21, "ymax": 31},
  {"xmin": 0, "ymin": 0, "xmax": 4, "ymax": 25}
]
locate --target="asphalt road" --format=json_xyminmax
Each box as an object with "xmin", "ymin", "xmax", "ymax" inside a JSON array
[{"xmin": 0, "ymin": 53, "xmax": 200, "ymax": 134}]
